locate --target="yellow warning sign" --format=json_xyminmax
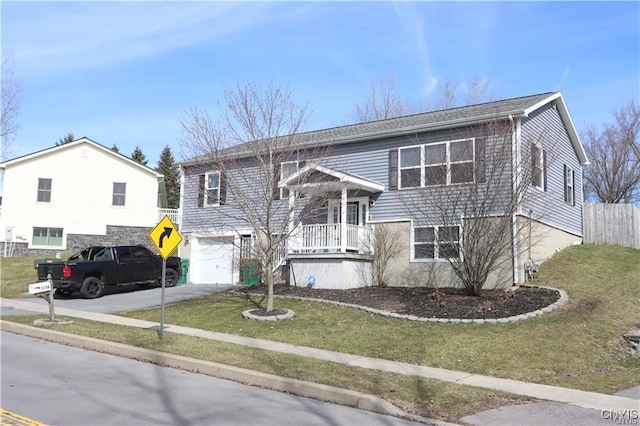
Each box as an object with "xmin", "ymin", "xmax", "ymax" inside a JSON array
[{"xmin": 149, "ymin": 215, "xmax": 182, "ymax": 259}]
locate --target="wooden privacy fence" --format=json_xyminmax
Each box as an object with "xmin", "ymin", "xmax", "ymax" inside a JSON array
[{"xmin": 583, "ymin": 203, "xmax": 640, "ymax": 249}]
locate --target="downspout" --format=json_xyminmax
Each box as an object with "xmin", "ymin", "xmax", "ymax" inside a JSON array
[{"xmin": 509, "ymin": 114, "xmax": 520, "ymax": 286}]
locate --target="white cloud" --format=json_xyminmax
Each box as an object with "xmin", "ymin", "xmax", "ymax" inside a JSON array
[
  {"xmin": 555, "ymin": 67, "xmax": 571, "ymax": 91},
  {"xmin": 2, "ymin": 2, "xmax": 277, "ymax": 78}
]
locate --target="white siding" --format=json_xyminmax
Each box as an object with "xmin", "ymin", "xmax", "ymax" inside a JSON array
[{"xmin": 0, "ymin": 142, "xmax": 160, "ymax": 249}]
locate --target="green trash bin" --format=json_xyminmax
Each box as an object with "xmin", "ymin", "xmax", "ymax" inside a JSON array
[
  {"xmin": 241, "ymin": 258, "xmax": 261, "ymax": 286},
  {"xmin": 178, "ymin": 259, "xmax": 189, "ymax": 285}
]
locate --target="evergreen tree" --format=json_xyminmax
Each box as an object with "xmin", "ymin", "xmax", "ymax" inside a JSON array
[
  {"xmin": 156, "ymin": 145, "xmax": 180, "ymax": 208},
  {"xmin": 56, "ymin": 132, "xmax": 75, "ymax": 146},
  {"xmin": 131, "ymin": 145, "xmax": 148, "ymax": 165},
  {"xmin": 111, "ymin": 144, "xmax": 121, "ymax": 153}
]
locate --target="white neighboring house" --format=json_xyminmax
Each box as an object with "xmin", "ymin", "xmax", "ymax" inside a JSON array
[{"xmin": 0, "ymin": 137, "xmax": 173, "ymax": 257}]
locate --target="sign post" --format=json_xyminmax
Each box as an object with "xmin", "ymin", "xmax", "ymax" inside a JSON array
[{"xmin": 149, "ymin": 215, "xmax": 183, "ymax": 340}]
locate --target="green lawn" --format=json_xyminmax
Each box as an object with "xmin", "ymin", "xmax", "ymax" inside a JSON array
[
  {"xmin": 2, "ymin": 244, "xmax": 639, "ymax": 422},
  {"xmin": 0, "ymin": 255, "xmax": 40, "ymax": 298},
  {"xmin": 113, "ymin": 244, "xmax": 640, "ymax": 393}
]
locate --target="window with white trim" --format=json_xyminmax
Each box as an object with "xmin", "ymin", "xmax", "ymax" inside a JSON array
[
  {"xmin": 280, "ymin": 161, "xmax": 299, "ymax": 199},
  {"xmin": 205, "ymin": 171, "xmax": 221, "ymax": 206},
  {"xmin": 400, "ymin": 147, "xmax": 421, "ymax": 188},
  {"xmin": 413, "ymin": 225, "xmax": 460, "ymax": 260},
  {"xmin": 532, "ymin": 144, "xmax": 545, "ymax": 190},
  {"xmin": 112, "ymin": 182, "xmax": 126, "ymax": 206},
  {"xmin": 564, "ymin": 165, "xmax": 575, "ymax": 205},
  {"xmin": 37, "ymin": 178, "xmax": 52, "ymax": 202},
  {"xmin": 399, "ymin": 139, "xmax": 476, "ymax": 188},
  {"xmin": 32, "ymin": 227, "xmax": 63, "ymax": 247}
]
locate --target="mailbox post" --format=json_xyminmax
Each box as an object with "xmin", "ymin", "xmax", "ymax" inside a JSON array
[{"xmin": 29, "ymin": 273, "xmax": 55, "ymax": 321}]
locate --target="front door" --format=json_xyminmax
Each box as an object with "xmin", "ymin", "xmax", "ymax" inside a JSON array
[{"xmin": 329, "ymin": 199, "xmax": 367, "ymax": 226}]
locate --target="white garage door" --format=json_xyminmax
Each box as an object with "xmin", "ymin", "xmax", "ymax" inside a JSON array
[{"xmin": 189, "ymin": 237, "xmax": 235, "ymax": 284}]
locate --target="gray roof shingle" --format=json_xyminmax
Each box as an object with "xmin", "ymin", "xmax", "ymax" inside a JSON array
[
  {"xmin": 297, "ymin": 92, "xmax": 556, "ymax": 146},
  {"xmin": 182, "ymin": 91, "xmax": 584, "ymax": 165}
]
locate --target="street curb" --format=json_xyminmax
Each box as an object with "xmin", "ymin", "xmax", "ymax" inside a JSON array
[{"xmin": 0, "ymin": 320, "xmax": 445, "ymax": 425}]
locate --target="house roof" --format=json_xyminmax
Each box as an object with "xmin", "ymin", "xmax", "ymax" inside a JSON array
[
  {"xmin": 0, "ymin": 137, "xmax": 164, "ymax": 177},
  {"xmin": 279, "ymin": 163, "xmax": 385, "ymax": 193},
  {"xmin": 182, "ymin": 91, "xmax": 588, "ymax": 167}
]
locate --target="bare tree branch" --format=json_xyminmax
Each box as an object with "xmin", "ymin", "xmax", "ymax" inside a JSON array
[
  {"xmin": 179, "ymin": 82, "xmax": 333, "ymax": 311},
  {"xmin": 399, "ymin": 120, "xmax": 552, "ymax": 296},
  {"xmin": 368, "ymin": 223, "xmax": 403, "ymax": 287},
  {"xmin": 1, "ymin": 50, "xmax": 25, "ymax": 160},
  {"xmin": 352, "ymin": 73, "xmax": 501, "ymax": 124},
  {"xmin": 351, "ymin": 73, "xmax": 419, "ymax": 122},
  {"xmin": 583, "ymin": 100, "xmax": 640, "ymax": 204}
]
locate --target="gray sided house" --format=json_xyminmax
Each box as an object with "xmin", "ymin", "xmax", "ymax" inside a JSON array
[{"xmin": 179, "ymin": 92, "xmax": 588, "ymax": 290}]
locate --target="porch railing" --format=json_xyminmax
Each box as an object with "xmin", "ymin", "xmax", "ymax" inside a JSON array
[
  {"xmin": 158, "ymin": 208, "xmax": 181, "ymax": 227},
  {"xmin": 289, "ymin": 223, "xmax": 371, "ymax": 254}
]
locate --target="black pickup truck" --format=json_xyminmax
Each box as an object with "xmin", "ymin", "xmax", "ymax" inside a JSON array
[{"xmin": 36, "ymin": 245, "xmax": 182, "ymax": 299}]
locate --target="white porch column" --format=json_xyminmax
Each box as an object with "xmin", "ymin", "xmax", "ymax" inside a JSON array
[
  {"xmin": 288, "ymin": 190, "xmax": 295, "ymax": 233},
  {"xmin": 340, "ymin": 185, "xmax": 347, "ymax": 253},
  {"xmin": 287, "ymin": 188, "xmax": 295, "ymax": 253}
]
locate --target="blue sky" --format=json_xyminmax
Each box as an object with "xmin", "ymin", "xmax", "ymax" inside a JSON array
[{"xmin": 1, "ymin": 1, "xmax": 638, "ymax": 169}]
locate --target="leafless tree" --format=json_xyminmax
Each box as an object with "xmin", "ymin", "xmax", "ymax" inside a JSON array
[
  {"xmin": 352, "ymin": 74, "xmax": 501, "ymax": 123},
  {"xmin": 400, "ymin": 120, "xmax": 550, "ymax": 296},
  {"xmin": 351, "ymin": 73, "xmax": 420, "ymax": 122},
  {"xmin": 426, "ymin": 76, "xmax": 501, "ymax": 111},
  {"xmin": 583, "ymin": 100, "xmax": 640, "ymax": 204},
  {"xmin": 1, "ymin": 50, "xmax": 25, "ymax": 160},
  {"xmin": 368, "ymin": 223, "xmax": 403, "ymax": 287},
  {"xmin": 179, "ymin": 82, "xmax": 332, "ymax": 312}
]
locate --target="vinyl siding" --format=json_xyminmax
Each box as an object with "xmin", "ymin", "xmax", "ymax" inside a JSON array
[
  {"xmin": 520, "ymin": 103, "xmax": 583, "ymax": 236},
  {"xmin": 181, "ymin": 160, "xmax": 290, "ymax": 232},
  {"xmin": 182, "ymin": 124, "xmax": 515, "ymax": 232}
]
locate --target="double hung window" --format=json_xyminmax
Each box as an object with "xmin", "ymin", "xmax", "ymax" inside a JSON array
[
  {"xmin": 37, "ymin": 178, "xmax": 52, "ymax": 202},
  {"xmin": 400, "ymin": 147, "xmax": 421, "ymax": 188},
  {"xmin": 205, "ymin": 171, "xmax": 221, "ymax": 206},
  {"xmin": 280, "ymin": 161, "xmax": 299, "ymax": 199},
  {"xmin": 564, "ymin": 165, "xmax": 575, "ymax": 205},
  {"xmin": 398, "ymin": 139, "xmax": 476, "ymax": 189},
  {"xmin": 112, "ymin": 182, "xmax": 126, "ymax": 206},
  {"xmin": 413, "ymin": 225, "xmax": 460, "ymax": 261},
  {"xmin": 532, "ymin": 144, "xmax": 546, "ymax": 190}
]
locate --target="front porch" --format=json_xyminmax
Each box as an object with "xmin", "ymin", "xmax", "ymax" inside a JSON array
[
  {"xmin": 279, "ymin": 164, "xmax": 384, "ymax": 289},
  {"xmin": 289, "ymin": 223, "xmax": 372, "ymax": 254},
  {"xmin": 287, "ymin": 252, "xmax": 372, "ymax": 289}
]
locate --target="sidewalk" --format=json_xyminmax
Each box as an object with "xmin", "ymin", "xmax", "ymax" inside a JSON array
[{"xmin": 2, "ymin": 297, "xmax": 638, "ymax": 425}]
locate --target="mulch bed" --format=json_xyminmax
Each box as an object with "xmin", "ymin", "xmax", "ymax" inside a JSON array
[{"xmin": 239, "ymin": 284, "xmax": 560, "ymax": 320}]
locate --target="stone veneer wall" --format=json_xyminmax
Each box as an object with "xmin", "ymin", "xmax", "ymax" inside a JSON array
[{"xmin": 5, "ymin": 225, "xmax": 154, "ymax": 258}]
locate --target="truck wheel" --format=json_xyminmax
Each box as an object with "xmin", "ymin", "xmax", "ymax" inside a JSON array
[
  {"xmin": 80, "ymin": 277, "xmax": 104, "ymax": 298},
  {"xmin": 164, "ymin": 268, "xmax": 179, "ymax": 287}
]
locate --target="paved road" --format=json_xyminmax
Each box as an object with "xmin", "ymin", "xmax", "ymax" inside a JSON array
[
  {"xmin": 461, "ymin": 397, "xmax": 639, "ymax": 426},
  {"xmin": 1, "ymin": 332, "xmax": 424, "ymax": 426}
]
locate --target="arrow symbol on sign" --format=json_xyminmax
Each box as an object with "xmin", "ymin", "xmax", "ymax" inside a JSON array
[{"xmin": 158, "ymin": 227, "xmax": 173, "ymax": 248}]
